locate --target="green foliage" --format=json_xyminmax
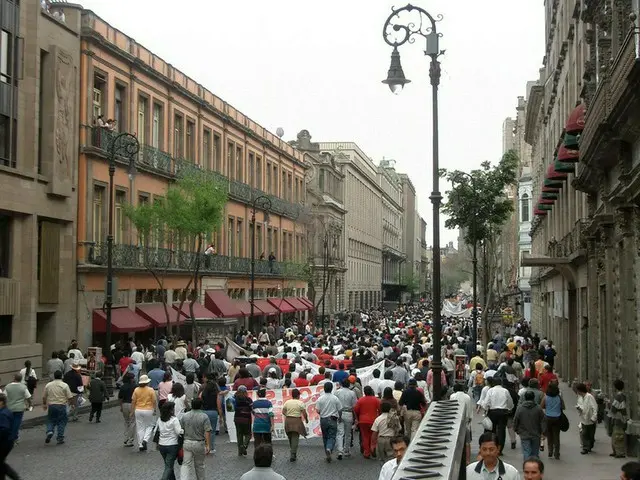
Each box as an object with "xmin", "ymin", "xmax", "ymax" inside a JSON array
[
  {"xmin": 399, "ymin": 269, "xmax": 421, "ymax": 293},
  {"xmin": 441, "ymin": 150, "xmax": 518, "ymax": 245},
  {"xmin": 440, "ymin": 253, "xmax": 470, "ymax": 297}
]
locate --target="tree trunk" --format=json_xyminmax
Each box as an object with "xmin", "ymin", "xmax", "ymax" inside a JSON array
[{"xmin": 188, "ymin": 234, "xmax": 203, "ymax": 345}]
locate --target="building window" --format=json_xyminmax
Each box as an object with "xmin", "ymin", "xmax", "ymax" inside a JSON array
[
  {"xmin": 266, "ymin": 162, "xmax": 272, "ymax": 194},
  {"xmin": 203, "ymin": 129, "xmax": 211, "ymax": 169},
  {"xmin": 0, "ymin": 114, "xmax": 15, "ymax": 168},
  {"xmin": 93, "ymin": 185, "xmax": 106, "ymax": 242},
  {"xmin": 236, "ymin": 146, "xmax": 243, "ymax": 182},
  {"xmin": 521, "ymin": 193, "xmax": 530, "ymax": 222},
  {"xmin": 114, "ymin": 84, "xmax": 126, "ymax": 131},
  {"xmin": 92, "ymin": 74, "xmax": 105, "ymax": 122},
  {"xmin": 227, "ymin": 217, "xmax": 235, "ymax": 256},
  {"xmin": 256, "ymin": 156, "xmax": 262, "ymax": 191},
  {"xmin": 38, "ymin": 50, "xmax": 50, "ymax": 174},
  {"xmin": 0, "ymin": 30, "xmax": 12, "ymax": 84},
  {"xmin": 213, "ymin": 133, "xmax": 221, "ymax": 172},
  {"xmin": 237, "ymin": 219, "xmax": 243, "ymax": 257},
  {"xmin": 319, "ymin": 169, "xmax": 325, "ymax": 191},
  {"xmin": 0, "ymin": 214, "xmax": 10, "ymax": 278},
  {"xmin": 0, "ymin": 315, "xmax": 11, "ymax": 344},
  {"xmin": 287, "ymin": 173, "xmax": 293, "ymax": 202},
  {"xmin": 138, "ymin": 193, "xmax": 149, "ymax": 206},
  {"xmin": 152, "ymin": 103, "xmax": 163, "ymax": 149},
  {"xmin": 272, "ymin": 165, "xmax": 278, "ymax": 195},
  {"xmin": 186, "ymin": 120, "xmax": 195, "ymax": 161},
  {"xmin": 281, "ymin": 171, "xmax": 286, "ymax": 200},
  {"xmin": 248, "ymin": 152, "xmax": 255, "ymax": 187},
  {"xmin": 115, "ymin": 190, "xmax": 126, "ymax": 244},
  {"xmin": 227, "ymin": 141, "xmax": 234, "ymax": 179},
  {"xmin": 173, "ymin": 114, "xmax": 183, "ymax": 158},
  {"xmin": 137, "ymin": 96, "xmax": 148, "ymax": 146}
]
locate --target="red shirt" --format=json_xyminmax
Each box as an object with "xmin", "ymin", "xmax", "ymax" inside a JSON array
[
  {"xmin": 310, "ymin": 374, "xmax": 325, "ymax": 385},
  {"xmin": 233, "ymin": 377, "xmax": 259, "ymax": 391},
  {"xmin": 539, "ymin": 372, "xmax": 558, "ymax": 393},
  {"xmin": 293, "ymin": 377, "xmax": 310, "ymax": 388},
  {"xmin": 119, "ymin": 356, "xmax": 133, "ymax": 373},
  {"xmin": 354, "ymin": 395, "xmax": 381, "ymax": 425}
]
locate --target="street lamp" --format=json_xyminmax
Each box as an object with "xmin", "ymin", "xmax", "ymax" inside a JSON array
[
  {"xmin": 250, "ymin": 195, "xmax": 272, "ymax": 326},
  {"xmin": 104, "ymin": 132, "xmax": 139, "ymax": 393},
  {"xmin": 382, "ymin": 4, "xmax": 444, "ymax": 400},
  {"xmin": 450, "ymin": 172, "xmax": 479, "ymax": 354},
  {"xmin": 321, "ymin": 228, "xmax": 339, "ymax": 331}
]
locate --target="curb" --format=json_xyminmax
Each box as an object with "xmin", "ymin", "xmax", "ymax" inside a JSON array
[{"xmin": 22, "ymin": 398, "xmax": 121, "ymax": 429}]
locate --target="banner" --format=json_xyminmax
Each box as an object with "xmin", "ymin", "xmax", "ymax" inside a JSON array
[
  {"xmin": 225, "ymin": 337, "xmax": 250, "ymax": 362},
  {"xmin": 225, "ymin": 386, "xmax": 325, "ymax": 442},
  {"xmin": 171, "ymin": 367, "xmax": 187, "ymax": 385},
  {"xmin": 299, "ymin": 359, "xmax": 385, "ymax": 387},
  {"xmin": 442, "ymin": 299, "xmax": 472, "ymax": 318}
]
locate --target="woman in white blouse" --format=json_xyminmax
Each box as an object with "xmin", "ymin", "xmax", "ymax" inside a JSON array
[
  {"xmin": 167, "ymin": 382, "xmax": 188, "ymax": 420},
  {"xmin": 155, "ymin": 401, "xmax": 183, "ymax": 480}
]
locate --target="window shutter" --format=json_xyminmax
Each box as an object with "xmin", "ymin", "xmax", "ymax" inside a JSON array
[{"xmin": 39, "ymin": 221, "xmax": 60, "ymax": 304}]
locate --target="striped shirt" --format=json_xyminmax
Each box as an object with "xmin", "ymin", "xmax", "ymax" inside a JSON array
[{"xmin": 252, "ymin": 398, "xmax": 274, "ymax": 433}]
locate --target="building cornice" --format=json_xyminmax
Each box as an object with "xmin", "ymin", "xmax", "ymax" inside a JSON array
[{"xmin": 524, "ymin": 85, "xmax": 544, "ymax": 145}]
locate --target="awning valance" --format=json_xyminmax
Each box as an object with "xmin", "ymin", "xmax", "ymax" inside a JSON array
[
  {"xmin": 539, "ymin": 197, "xmax": 555, "ymax": 205},
  {"xmin": 299, "ymin": 297, "xmax": 315, "ymax": 310},
  {"xmin": 534, "ymin": 208, "xmax": 548, "ymax": 216},
  {"xmin": 267, "ymin": 298, "xmax": 296, "ymax": 314},
  {"xmin": 554, "ymin": 158, "xmax": 575, "ymax": 173},
  {"xmin": 284, "ymin": 297, "xmax": 311, "ymax": 311},
  {"xmin": 234, "ymin": 299, "xmax": 265, "ymax": 317},
  {"xmin": 204, "ymin": 290, "xmax": 243, "ymax": 318},
  {"xmin": 136, "ymin": 304, "xmax": 186, "ymax": 327},
  {"xmin": 542, "ymin": 192, "xmax": 558, "ymax": 200},
  {"xmin": 566, "ymin": 103, "xmax": 586, "ymax": 134},
  {"xmin": 542, "ymin": 186, "xmax": 559, "ymax": 193},
  {"xmin": 557, "ymin": 144, "xmax": 579, "ymax": 162},
  {"xmin": 537, "ymin": 203, "xmax": 553, "ymax": 210},
  {"xmin": 251, "ymin": 299, "xmax": 278, "ymax": 316},
  {"xmin": 546, "ymin": 163, "xmax": 568, "ymax": 180},
  {"xmin": 563, "ymin": 133, "xmax": 580, "ymax": 150},
  {"xmin": 92, "ymin": 307, "xmax": 152, "ymax": 333},
  {"xmin": 172, "ymin": 302, "xmax": 217, "ymax": 320}
]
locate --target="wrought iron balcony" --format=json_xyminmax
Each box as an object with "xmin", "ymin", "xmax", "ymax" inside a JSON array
[
  {"xmin": 83, "ymin": 243, "xmax": 307, "ymax": 278},
  {"xmin": 85, "ymin": 126, "xmax": 308, "ymax": 221},
  {"xmin": 549, "ymin": 219, "xmax": 588, "ymax": 258}
]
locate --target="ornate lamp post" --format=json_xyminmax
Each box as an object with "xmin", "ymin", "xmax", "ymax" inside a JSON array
[
  {"xmin": 382, "ymin": 4, "xmax": 444, "ymax": 400},
  {"xmin": 250, "ymin": 195, "xmax": 272, "ymax": 325},
  {"xmin": 104, "ymin": 132, "xmax": 139, "ymax": 394},
  {"xmin": 450, "ymin": 172, "xmax": 479, "ymax": 353}
]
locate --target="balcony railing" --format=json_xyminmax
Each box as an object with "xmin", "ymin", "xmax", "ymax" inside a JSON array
[
  {"xmin": 86, "ymin": 127, "xmax": 308, "ymax": 221},
  {"xmin": 83, "ymin": 243, "xmax": 307, "ymax": 278},
  {"xmin": 550, "ymin": 219, "xmax": 588, "ymax": 258}
]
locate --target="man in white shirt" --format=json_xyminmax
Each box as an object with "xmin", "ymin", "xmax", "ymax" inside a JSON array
[
  {"xmin": 576, "ymin": 382, "xmax": 598, "ymax": 454},
  {"xmin": 450, "ymin": 383, "xmax": 473, "ymax": 463},
  {"xmin": 314, "ymin": 382, "xmax": 343, "ymax": 463},
  {"xmin": 467, "ymin": 432, "xmax": 521, "ymax": 480},
  {"xmin": 368, "ymin": 369, "xmax": 383, "ymax": 398},
  {"xmin": 378, "ymin": 435, "xmax": 409, "ymax": 480},
  {"xmin": 130, "ymin": 348, "xmax": 144, "ymax": 366},
  {"xmin": 479, "ymin": 377, "xmax": 514, "ymax": 455},
  {"xmin": 377, "ymin": 371, "xmax": 396, "ymax": 397},
  {"xmin": 175, "ymin": 341, "xmax": 188, "ymax": 361},
  {"xmin": 334, "ymin": 379, "xmax": 357, "ymax": 459}
]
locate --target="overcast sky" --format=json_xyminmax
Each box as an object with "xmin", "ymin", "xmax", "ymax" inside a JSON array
[{"xmin": 79, "ymin": 0, "xmax": 544, "ymax": 246}]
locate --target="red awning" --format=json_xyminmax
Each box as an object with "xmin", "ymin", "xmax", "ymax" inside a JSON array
[
  {"xmin": 299, "ymin": 297, "xmax": 314, "ymax": 310},
  {"xmin": 557, "ymin": 144, "xmax": 579, "ymax": 162},
  {"xmin": 285, "ymin": 297, "xmax": 311, "ymax": 311},
  {"xmin": 136, "ymin": 304, "xmax": 186, "ymax": 327},
  {"xmin": 92, "ymin": 307, "xmax": 152, "ymax": 333},
  {"xmin": 539, "ymin": 197, "xmax": 555, "ymax": 205},
  {"xmin": 565, "ymin": 103, "xmax": 586, "ymax": 134},
  {"xmin": 542, "ymin": 186, "xmax": 559, "ymax": 193},
  {"xmin": 546, "ymin": 163, "xmax": 568, "ymax": 180},
  {"xmin": 204, "ymin": 290, "xmax": 243, "ymax": 318},
  {"xmin": 268, "ymin": 297, "xmax": 296, "ymax": 314},
  {"xmin": 252, "ymin": 299, "xmax": 278, "ymax": 316},
  {"xmin": 534, "ymin": 208, "xmax": 548, "ymax": 216},
  {"xmin": 234, "ymin": 299, "xmax": 265, "ymax": 317},
  {"xmin": 172, "ymin": 302, "xmax": 217, "ymax": 320}
]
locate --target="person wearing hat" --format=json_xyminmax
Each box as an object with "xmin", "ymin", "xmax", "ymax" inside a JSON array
[
  {"xmin": 63, "ymin": 363, "xmax": 84, "ymax": 422},
  {"xmin": 261, "ymin": 358, "xmax": 282, "ymax": 379},
  {"xmin": 42, "ymin": 370, "xmax": 74, "ymax": 445},
  {"xmin": 131, "ymin": 374, "xmax": 157, "ymax": 451},
  {"xmin": 175, "ymin": 340, "xmax": 188, "ymax": 361}
]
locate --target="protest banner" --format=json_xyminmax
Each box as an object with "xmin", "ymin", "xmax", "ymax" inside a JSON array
[
  {"xmin": 225, "ymin": 386, "xmax": 325, "ymax": 442},
  {"xmin": 225, "ymin": 337, "xmax": 250, "ymax": 362},
  {"xmin": 299, "ymin": 359, "xmax": 385, "ymax": 387}
]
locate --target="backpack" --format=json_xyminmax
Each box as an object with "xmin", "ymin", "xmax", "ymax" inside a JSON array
[
  {"xmin": 386, "ymin": 409, "xmax": 402, "ymax": 433},
  {"xmin": 474, "ymin": 371, "xmax": 485, "ymax": 386}
]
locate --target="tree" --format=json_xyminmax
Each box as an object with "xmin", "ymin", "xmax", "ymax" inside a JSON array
[
  {"xmin": 440, "ymin": 252, "xmax": 470, "ymax": 297},
  {"xmin": 125, "ymin": 168, "xmax": 228, "ymax": 339},
  {"xmin": 441, "ymin": 150, "xmax": 518, "ymax": 346}
]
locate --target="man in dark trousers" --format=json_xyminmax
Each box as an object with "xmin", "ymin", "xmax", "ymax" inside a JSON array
[
  {"xmin": 63, "ymin": 363, "xmax": 84, "ymax": 422},
  {"xmin": 0, "ymin": 393, "xmax": 20, "ymax": 479}
]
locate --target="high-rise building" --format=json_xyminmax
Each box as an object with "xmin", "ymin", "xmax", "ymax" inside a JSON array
[{"xmin": 0, "ymin": 1, "xmax": 80, "ymax": 383}]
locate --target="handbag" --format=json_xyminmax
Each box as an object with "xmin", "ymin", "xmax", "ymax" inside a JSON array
[
  {"xmin": 482, "ymin": 415, "xmax": 493, "ymax": 431},
  {"xmin": 559, "ymin": 412, "xmax": 570, "ymax": 432}
]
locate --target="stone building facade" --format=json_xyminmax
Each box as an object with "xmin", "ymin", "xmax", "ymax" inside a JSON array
[
  {"xmin": 0, "ymin": 1, "xmax": 80, "ymax": 385},
  {"xmin": 523, "ymin": 0, "xmax": 640, "ymax": 431},
  {"xmin": 290, "ymin": 130, "xmax": 346, "ymax": 322},
  {"xmin": 318, "ymin": 142, "xmax": 383, "ymax": 311}
]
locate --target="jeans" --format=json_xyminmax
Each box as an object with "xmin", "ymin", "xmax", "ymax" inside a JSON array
[
  {"xmin": 46, "ymin": 404, "xmax": 68, "ymax": 441},
  {"xmin": 336, "ymin": 412, "xmax": 353, "ymax": 455},
  {"xmin": 203, "ymin": 410, "xmax": 218, "ymax": 450},
  {"xmin": 320, "ymin": 417, "xmax": 338, "ymax": 453},
  {"xmin": 472, "ymin": 385, "xmax": 483, "ymax": 403},
  {"xmin": 580, "ymin": 423, "xmax": 596, "ymax": 451},
  {"xmin": 10, "ymin": 412, "xmax": 23, "ymax": 442},
  {"xmin": 181, "ymin": 439, "xmax": 206, "ymax": 480},
  {"xmin": 235, "ymin": 422, "xmax": 251, "ymax": 454},
  {"xmin": 158, "ymin": 444, "xmax": 179, "ymax": 480},
  {"xmin": 520, "ymin": 437, "xmax": 541, "ymax": 460},
  {"xmin": 488, "ymin": 409, "xmax": 510, "ymax": 453}
]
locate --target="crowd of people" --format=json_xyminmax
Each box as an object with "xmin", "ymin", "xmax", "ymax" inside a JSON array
[{"xmin": 0, "ymin": 304, "xmax": 639, "ymax": 480}]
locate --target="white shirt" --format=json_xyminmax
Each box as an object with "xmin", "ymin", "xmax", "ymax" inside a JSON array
[
  {"xmin": 450, "ymin": 391, "xmax": 474, "ymax": 425},
  {"xmin": 156, "ymin": 416, "xmax": 184, "ymax": 446},
  {"xmin": 479, "ymin": 385, "xmax": 514, "ymax": 411},
  {"xmin": 369, "ymin": 378, "xmax": 382, "ymax": 397},
  {"xmin": 466, "ymin": 460, "xmax": 521, "ymax": 480},
  {"xmin": 19, "ymin": 368, "xmax": 37, "ymax": 384},
  {"xmin": 168, "ymin": 394, "xmax": 187, "ymax": 419},
  {"xmin": 378, "ymin": 458, "xmax": 400, "ymax": 480},
  {"xmin": 377, "ymin": 379, "xmax": 396, "ymax": 397},
  {"xmin": 577, "ymin": 392, "xmax": 598, "ymax": 425},
  {"xmin": 131, "ymin": 351, "xmax": 145, "ymax": 365},
  {"xmin": 68, "ymin": 349, "xmax": 84, "ymax": 360}
]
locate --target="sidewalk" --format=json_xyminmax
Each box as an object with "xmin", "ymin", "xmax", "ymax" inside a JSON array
[
  {"xmin": 471, "ymin": 382, "xmax": 629, "ymax": 480},
  {"xmin": 21, "ymin": 397, "xmax": 120, "ymax": 428}
]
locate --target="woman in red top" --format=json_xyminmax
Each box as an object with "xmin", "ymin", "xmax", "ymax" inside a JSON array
[
  {"xmin": 354, "ymin": 386, "xmax": 381, "ymax": 458},
  {"xmin": 538, "ymin": 364, "xmax": 558, "ymax": 393},
  {"xmin": 293, "ymin": 372, "xmax": 310, "ymax": 388},
  {"xmin": 232, "ymin": 367, "xmax": 259, "ymax": 391},
  {"xmin": 524, "ymin": 362, "xmax": 539, "ymax": 379}
]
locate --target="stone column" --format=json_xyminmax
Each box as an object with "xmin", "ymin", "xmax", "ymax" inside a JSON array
[{"xmin": 586, "ymin": 235, "xmax": 600, "ymax": 385}]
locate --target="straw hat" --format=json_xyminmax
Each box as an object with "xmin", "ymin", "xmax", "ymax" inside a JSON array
[
  {"xmin": 138, "ymin": 374, "xmax": 151, "ymax": 385},
  {"xmin": 71, "ymin": 363, "xmax": 81, "ymax": 371}
]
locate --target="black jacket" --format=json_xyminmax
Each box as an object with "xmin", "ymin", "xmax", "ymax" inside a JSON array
[{"xmin": 513, "ymin": 400, "xmax": 546, "ymax": 439}]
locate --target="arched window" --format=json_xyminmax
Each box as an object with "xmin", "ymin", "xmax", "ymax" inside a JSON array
[{"xmin": 521, "ymin": 193, "xmax": 530, "ymax": 222}]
